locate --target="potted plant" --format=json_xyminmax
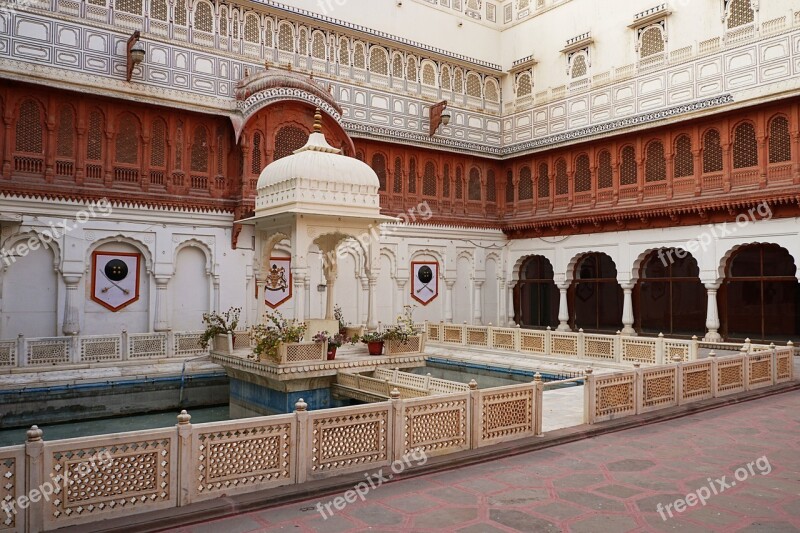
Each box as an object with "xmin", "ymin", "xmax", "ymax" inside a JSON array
[
  {"xmin": 251, "ymin": 311, "xmax": 308, "ymax": 363},
  {"xmin": 201, "ymin": 307, "xmax": 241, "ymax": 351},
  {"xmin": 313, "ymin": 331, "xmax": 349, "ymax": 360},
  {"xmin": 360, "ymin": 331, "xmax": 385, "ymax": 356},
  {"xmin": 334, "ymin": 304, "xmax": 346, "ymax": 335}
]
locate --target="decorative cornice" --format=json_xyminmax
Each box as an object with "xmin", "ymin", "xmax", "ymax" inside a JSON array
[{"xmin": 345, "ymin": 121, "xmax": 504, "ymax": 158}]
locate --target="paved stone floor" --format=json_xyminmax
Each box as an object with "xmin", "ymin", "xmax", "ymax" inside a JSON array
[{"xmin": 167, "ymin": 390, "xmax": 800, "ymax": 532}]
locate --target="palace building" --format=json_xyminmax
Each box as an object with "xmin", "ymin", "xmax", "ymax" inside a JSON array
[{"xmin": 1, "ymin": 0, "xmax": 799, "ymax": 344}]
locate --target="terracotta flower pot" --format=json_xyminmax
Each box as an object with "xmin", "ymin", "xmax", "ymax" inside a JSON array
[
  {"xmin": 367, "ymin": 341, "xmax": 384, "ymax": 356},
  {"xmin": 327, "ymin": 346, "xmax": 337, "ymax": 360}
]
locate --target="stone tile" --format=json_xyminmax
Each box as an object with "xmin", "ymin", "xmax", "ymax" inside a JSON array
[
  {"xmin": 488, "ymin": 470, "xmax": 549, "ymax": 487},
  {"xmin": 188, "ymin": 516, "xmax": 265, "ymax": 533},
  {"xmin": 425, "ymin": 485, "xmax": 479, "ymax": 505},
  {"xmin": 569, "ymin": 514, "xmax": 638, "ymax": 533},
  {"xmin": 557, "ymin": 490, "xmax": 627, "ymax": 512},
  {"xmin": 302, "ymin": 513, "xmax": 358, "ymax": 533},
  {"xmin": 489, "ymin": 509, "xmax": 560, "ymax": 532},
  {"xmin": 593, "ymin": 484, "xmax": 645, "ymax": 499},
  {"xmin": 682, "ymin": 505, "xmax": 744, "ymax": 528},
  {"xmin": 456, "ymin": 477, "xmax": 509, "ymax": 494},
  {"xmin": 736, "ymin": 522, "xmax": 800, "ymax": 533},
  {"xmin": 606, "ymin": 459, "xmax": 656, "ymax": 472},
  {"xmin": 383, "ymin": 493, "xmax": 439, "ymax": 513},
  {"xmin": 643, "ymin": 513, "xmax": 718, "ymax": 532},
  {"xmin": 412, "ymin": 507, "xmax": 478, "ymax": 529},
  {"xmin": 635, "ymin": 494, "xmax": 687, "ymax": 514},
  {"xmin": 552, "ymin": 473, "xmax": 606, "ymax": 489},
  {"xmin": 347, "ymin": 504, "xmax": 405, "ymax": 526},
  {"xmin": 529, "ymin": 501, "xmax": 585, "ymax": 521},
  {"xmin": 457, "ymin": 524, "xmax": 509, "ymax": 533},
  {"xmin": 487, "ymin": 488, "xmax": 551, "ymax": 506},
  {"xmin": 705, "ymin": 494, "xmax": 774, "ymax": 517}
]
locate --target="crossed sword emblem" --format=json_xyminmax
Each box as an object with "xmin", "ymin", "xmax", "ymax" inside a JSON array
[{"xmin": 100, "ymin": 269, "xmax": 130, "ymax": 295}]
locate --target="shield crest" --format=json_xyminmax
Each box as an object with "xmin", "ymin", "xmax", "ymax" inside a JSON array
[
  {"xmin": 411, "ymin": 261, "xmax": 439, "ymax": 305},
  {"xmin": 91, "ymin": 251, "xmax": 141, "ymax": 312},
  {"xmin": 265, "ymin": 257, "xmax": 292, "ymax": 309}
]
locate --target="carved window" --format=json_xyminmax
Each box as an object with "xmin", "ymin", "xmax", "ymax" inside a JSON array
[
  {"xmin": 570, "ymin": 52, "xmax": 588, "ymax": 79},
  {"xmin": 87, "ymin": 109, "xmax": 103, "ymax": 161},
  {"xmin": 726, "ymin": 0, "xmax": 754, "ymax": 29},
  {"xmin": 466, "ymin": 72, "xmax": 482, "ymax": 97},
  {"xmin": 732, "ymin": 122, "xmax": 758, "ymax": 169},
  {"xmin": 393, "ymin": 157, "xmax": 403, "ymax": 193},
  {"xmin": 15, "ymin": 99, "xmax": 43, "ymax": 154},
  {"xmin": 251, "ymin": 131, "xmax": 263, "ymax": 175},
  {"xmin": 392, "ymin": 53, "xmax": 404, "ymax": 78},
  {"xmin": 703, "ymin": 129, "xmax": 723, "ymax": 173},
  {"xmin": 338, "ymin": 38, "xmax": 350, "ymax": 65},
  {"xmin": 370, "ymin": 47, "xmax": 388, "ymax": 74},
  {"xmin": 150, "ymin": 119, "xmax": 166, "ymax": 168},
  {"xmin": 554, "ymin": 158, "xmax": 568, "ymax": 195},
  {"xmin": 574, "ymin": 154, "xmax": 591, "ymax": 192},
  {"xmin": 372, "ymin": 153, "xmax": 387, "ymax": 191},
  {"xmin": 353, "ymin": 42, "xmax": 366, "ymax": 69},
  {"xmin": 516, "ymin": 72, "xmax": 532, "ymax": 98},
  {"xmin": 174, "ymin": 0, "xmax": 186, "ymax": 26},
  {"xmin": 769, "ymin": 115, "xmax": 791, "ymax": 164},
  {"xmin": 219, "ymin": 6, "xmax": 228, "ymax": 37},
  {"xmin": 422, "ymin": 161, "xmax": 437, "ymax": 196},
  {"xmin": 674, "ymin": 135, "xmax": 694, "ymax": 178},
  {"xmin": 443, "ymin": 164, "xmax": 450, "ymax": 197},
  {"xmin": 150, "ymin": 0, "xmax": 167, "ymax": 21},
  {"xmin": 421, "ymin": 62, "xmax": 436, "ymax": 86},
  {"xmin": 216, "ymin": 128, "xmax": 224, "ymax": 175},
  {"xmin": 190, "ymin": 126, "xmax": 209, "ymax": 173},
  {"xmin": 484, "ymin": 79, "xmax": 499, "ymax": 103},
  {"xmin": 506, "ymin": 170, "xmax": 515, "ymax": 203},
  {"xmin": 264, "ymin": 18, "xmax": 273, "ymax": 47},
  {"xmin": 486, "ymin": 170, "xmax": 496, "ymax": 202},
  {"xmin": 274, "ymin": 126, "xmax": 306, "ymax": 160},
  {"xmin": 440, "ymin": 65, "xmax": 452, "ymax": 90},
  {"xmin": 278, "ymin": 22, "xmax": 295, "ymax": 51},
  {"xmin": 519, "ymin": 166, "xmax": 533, "ymax": 200},
  {"xmin": 645, "ymin": 140, "xmax": 666, "ymax": 182},
  {"xmin": 408, "ymin": 158, "xmax": 417, "ymax": 193},
  {"xmin": 620, "ymin": 145, "xmax": 637, "ymax": 185},
  {"xmin": 453, "ymin": 69, "xmax": 464, "ymax": 93},
  {"xmin": 468, "ymin": 167, "xmax": 481, "ymax": 200},
  {"xmin": 194, "ymin": 1, "xmax": 212, "ymax": 32},
  {"xmin": 56, "ymin": 106, "xmax": 75, "ymax": 158},
  {"xmin": 537, "ymin": 162, "xmax": 549, "ymax": 198},
  {"xmin": 406, "ymin": 57, "xmax": 418, "ymax": 82},
  {"xmin": 597, "ymin": 150, "xmax": 613, "ymax": 188},
  {"xmin": 455, "ymin": 166, "xmax": 463, "ymax": 199},
  {"xmin": 312, "ymin": 31, "xmax": 326, "ymax": 59},
  {"xmin": 116, "ymin": 0, "xmax": 142, "ymax": 15},
  {"xmin": 231, "ymin": 12, "xmax": 239, "ymax": 40},
  {"xmin": 115, "ymin": 114, "xmax": 139, "ymax": 164},
  {"xmin": 639, "ymin": 25, "xmax": 664, "ymax": 58},
  {"xmin": 298, "ymin": 28, "xmax": 308, "ymax": 55}
]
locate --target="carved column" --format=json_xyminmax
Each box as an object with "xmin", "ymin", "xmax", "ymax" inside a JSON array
[
  {"xmin": 212, "ymin": 275, "xmax": 220, "ymax": 313},
  {"xmin": 692, "ymin": 148, "xmax": 703, "ymax": 195},
  {"xmin": 665, "ymin": 149, "xmax": 675, "ymax": 199},
  {"xmin": 507, "ymin": 281, "xmax": 515, "ymax": 326},
  {"xmin": 2, "ymin": 116, "xmax": 13, "ymax": 178},
  {"xmin": 621, "ymin": 283, "xmax": 636, "ymax": 336},
  {"xmin": 292, "ymin": 269, "xmax": 306, "ymax": 323},
  {"xmin": 153, "ymin": 276, "xmax": 171, "ymax": 332},
  {"xmin": 395, "ymin": 277, "xmax": 407, "ymax": 318},
  {"xmin": 557, "ymin": 283, "xmax": 570, "ymax": 332},
  {"xmin": 473, "ymin": 279, "xmax": 483, "ymax": 325},
  {"xmin": 62, "ymin": 275, "xmax": 81, "ymax": 335},
  {"xmin": 721, "ymin": 142, "xmax": 732, "ymax": 192},
  {"xmin": 44, "ymin": 117, "xmax": 55, "ymax": 182},
  {"xmin": 792, "ymin": 132, "xmax": 800, "ymax": 185},
  {"xmin": 704, "ymin": 283, "xmax": 722, "ymax": 341},
  {"xmin": 323, "ymin": 264, "xmax": 337, "ymax": 321},
  {"xmin": 757, "ymin": 136, "xmax": 768, "ymax": 187},
  {"xmin": 366, "ymin": 275, "xmax": 378, "ymax": 330},
  {"xmin": 444, "ymin": 280, "xmax": 455, "ymax": 323}
]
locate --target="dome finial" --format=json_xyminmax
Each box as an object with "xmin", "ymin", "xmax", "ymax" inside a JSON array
[{"xmin": 313, "ymin": 108, "xmax": 323, "ymax": 133}]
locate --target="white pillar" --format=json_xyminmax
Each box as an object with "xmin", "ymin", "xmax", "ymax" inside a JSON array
[
  {"xmin": 395, "ymin": 277, "xmax": 408, "ymax": 318},
  {"xmin": 324, "ymin": 268, "xmax": 337, "ymax": 321},
  {"xmin": 445, "ymin": 280, "xmax": 455, "ymax": 323},
  {"xmin": 359, "ymin": 277, "xmax": 369, "ymax": 325},
  {"xmin": 507, "ymin": 281, "xmax": 515, "ymax": 326},
  {"xmin": 557, "ymin": 283, "xmax": 570, "ymax": 332},
  {"xmin": 154, "ymin": 276, "xmax": 171, "ymax": 332},
  {"xmin": 62, "ymin": 275, "xmax": 81, "ymax": 335},
  {"xmin": 304, "ymin": 277, "xmax": 311, "ymax": 321},
  {"xmin": 473, "ymin": 280, "xmax": 483, "ymax": 325},
  {"xmin": 367, "ymin": 275, "xmax": 378, "ymax": 330},
  {"xmin": 704, "ymin": 283, "xmax": 722, "ymax": 341},
  {"xmin": 293, "ymin": 270, "xmax": 306, "ymax": 322},
  {"xmin": 621, "ymin": 283, "xmax": 636, "ymax": 336},
  {"xmin": 212, "ymin": 275, "xmax": 220, "ymax": 313}
]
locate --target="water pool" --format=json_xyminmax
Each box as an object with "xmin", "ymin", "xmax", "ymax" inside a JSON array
[{"xmin": 411, "ymin": 359, "xmax": 582, "ymax": 389}]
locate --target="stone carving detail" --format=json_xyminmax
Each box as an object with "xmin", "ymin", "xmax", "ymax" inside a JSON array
[
  {"xmin": 520, "ymin": 331, "xmax": 545, "ymax": 353},
  {"xmin": 717, "ymin": 360, "xmax": 744, "ymax": 391},
  {"xmin": 682, "ymin": 365, "xmax": 712, "ymax": 399},
  {"xmin": 27, "ymin": 338, "xmax": 70, "ymax": 366},
  {"xmin": 128, "ymin": 333, "xmax": 168, "ymax": 359},
  {"xmin": 621, "ymin": 340, "xmax": 657, "ymax": 364},
  {"xmin": 584, "ymin": 337, "xmax": 614, "ymax": 359},
  {"xmin": 479, "ymin": 387, "xmax": 534, "ymax": 443},
  {"xmin": 80, "ymin": 336, "xmax": 122, "ymax": 362},
  {"xmin": 0, "ymin": 341, "xmax": 18, "ymax": 367},
  {"xmin": 748, "ymin": 357, "xmax": 771, "ymax": 385},
  {"xmin": 174, "ymin": 332, "xmax": 207, "ymax": 357},
  {"xmin": 310, "ymin": 408, "xmax": 389, "ymax": 473},
  {"xmin": 443, "ymin": 325, "xmax": 464, "ymax": 343},
  {"xmin": 596, "ymin": 379, "xmax": 635, "ymax": 417},
  {"xmin": 492, "ymin": 330, "xmax": 515, "ymax": 350},
  {"xmin": 0, "ymin": 452, "xmax": 19, "ymax": 529},
  {"xmin": 642, "ymin": 370, "xmax": 676, "ymax": 408},
  {"xmin": 466, "ymin": 327, "xmax": 488, "ymax": 346},
  {"xmin": 551, "ymin": 334, "xmax": 578, "ymax": 356},
  {"xmin": 403, "ymin": 397, "xmax": 468, "ymax": 455}
]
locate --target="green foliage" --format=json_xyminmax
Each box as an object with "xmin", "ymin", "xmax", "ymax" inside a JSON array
[
  {"xmin": 251, "ymin": 311, "xmax": 308, "ymax": 363},
  {"xmin": 200, "ymin": 307, "xmax": 241, "ymax": 349}
]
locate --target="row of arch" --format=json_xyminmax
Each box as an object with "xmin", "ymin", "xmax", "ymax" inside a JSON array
[
  {"xmin": 108, "ymin": 0, "xmax": 500, "ymax": 100},
  {"xmin": 505, "ymin": 115, "xmax": 792, "ymax": 202},
  {"xmin": 515, "ymin": 243, "xmax": 799, "ymax": 342}
]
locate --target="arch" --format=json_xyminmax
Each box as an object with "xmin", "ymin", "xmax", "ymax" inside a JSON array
[
  {"xmin": 702, "ymin": 128, "xmax": 723, "ymax": 173},
  {"xmin": 420, "ymin": 60, "xmax": 437, "ymax": 86},
  {"xmin": 721, "ymin": 243, "xmax": 799, "ymax": 341},
  {"xmin": 170, "ymin": 245, "xmax": 210, "ymax": 330},
  {"xmin": 725, "ymin": 0, "xmax": 754, "ymax": 29},
  {"xmin": 468, "ymin": 167, "xmax": 481, "ymax": 201},
  {"xmin": 193, "ymin": 0, "xmax": 213, "ymax": 32},
  {"xmin": 569, "ymin": 252, "xmax": 623, "ymax": 332},
  {"xmin": 574, "ymin": 153, "xmax": 590, "ymax": 192},
  {"xmin": 311, "ymin": 30, "xmax": 327, "ymax": 59},
  {"xmin": 453, "ymin": 68, "xmax": 464, "ymax": 93},
  {"xmin": 2, "ymin": 230, "xmax": 61, "ymax": 271},
  {"xmin": 88, "ymin": 234, "xmax": 154, "ymax": 272},
  {"xmin": 768, "ymin": 114, "xmax": 791, "ymax": 164},
  {"xmin": 440, "ymin": 65, "xmax": 452, "ymax": 90},
  {"xmin": 619, "ymin": 145, "xmax": 637, "ymax": 185},
  {"xmin": 15, "ymin": 98, "xmax": 44, "ymax": 155},
  {"xmin": 484, "ymin": 78, "xmax": 500, "ymax": 103},
  {"xmin": 518, "ymin": 166, "xmax": 532, "ymax": 201},
  {"xmin": 218, "ymin": 5, "xmax": 228, "ymax": 37},
  {"xmin": 537, "ymin": 161, "xmax": 550, "ymax": 198},
  {"xmin": 379, "ymin": 247, "xmax": 397, "ymax": 279},
  {"xmin": 277, "ymin": 20, "xmax": 295, "ymax": 51},
  {"xmin": 644, "ymin": 139, "xmax": 666, "ymax": 182},
  {"xmin": 634, "ymin": 248, "xmax": 706, "ymax": 336},
  {"xmin": 570, "ymin": 51, "xmax": 588, "ymax": 79},
  {"xmin": 465, "ymin": 71, "xmax": 482, "ymax": 98},
  {"xmin": 516, "ymin": 72, "xmax": 532, "ymax": 98},
  {"xmin": 422, "ymin": 161, "xmax": 437, "ymax": 196},
  {"xmin": 297, "ymin": 26, "xmax": 309, "ymax": 56},
  {"xmin": 554, "ymin": 158, "xmax": 568, "ymax": 195},
  {"xmin": 406, "ymin": 55, "xmax": 418, "ymax": 82},
  {"xmin": 515, "ymin": 255, "xmax": 559, "ymax": 328},
  {"xmin": 391, "ymin": 52, "xmax": 404, "ymax": 78},
  {"xmin": 410, "ymin": 247, "xmax": 446, "ymax": 269},
  {"xmin": 732, "ymin": 120, "xmax": 758, "ymax": 169},
  {"xmin": 369, "ymin": 46, "xmax": 388, "ymax": 75},
  {"xmin": 597, "ymin": 150, "xmax": 613, "ymax": 189},
  {"xmin": 638, "ymin": 24, "xmax": 665, "ymax": 58},
  {"xmin": 114, "ymin": 112, "xmax": 141, "ymax": 165},
  {"xmin": 274, "ymin": 124, "xmax": 308, "ymax": 160},
  {"xmin": 172, "ymin": 237, "xmax": 213, "ymax": 275},
  {"xmin": 338, "ymin": 36, "xmax": 350, "ymax": 65},
  {"xmin": 352, "ymin": 41, "xmax": 367, "ymax": 69},
  {"xmin": 674, "ymin": 134, "xmax": 694, "ymax": 178},
  {"xmin": 243, "ymin": 13, "xmax": 261, "ymax": 44}
]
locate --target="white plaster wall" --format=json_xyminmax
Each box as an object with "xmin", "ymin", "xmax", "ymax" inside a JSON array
[
  {"xmin": 170, "ymin": 247, "xmax": 210, "ymax": 331},
  {"xmin": 0, "ymin": 245, "xmax": 58, "ymax": 338}
]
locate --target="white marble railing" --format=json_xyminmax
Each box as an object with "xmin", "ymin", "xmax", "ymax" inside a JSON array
[{"xmin": 0, "ymin": 330, "xmax": 207, "ymax": 368}]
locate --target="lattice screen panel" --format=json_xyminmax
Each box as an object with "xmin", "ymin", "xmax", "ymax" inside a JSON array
[
  {"xmin": 727, "ymin": 0, "xmax": 754, "ymax": 29},
  {"xmin": 194, "ymin": 2, "xmax": 212, "ymax": 32},
  {"xmin": 674, "ymin": 135, "xmax": 694, "ymax": 177},
  {"xmin": 466, "ymin": 73, "xmax": 482, "ymax": 97},
  {"xmin": 620, "ymin": 146, "xmax": 637, "ymax": 185},
  {"xmin": 370, "ymin": 48, "xmax": 388, "ymax": 74},
  {"xmin": 441, "ymin": 66, "xmax": 452, "ymax": 90},
  {"xmin": 174, "ymin": 1, "xmax": 186, "ymax": 25},
  {"xmin": 353, "ymin": 43, "xmax": 366, "ymax": 69},
  {"xmin": 190, "ymin": 127, "xmax": 209, "ymax": 173},
  {"xmin": 645, "ymin": 141, "xmax": 666, "ymax": 182},
  {"xmin": 115, "ymin": 115, "xmax": 139, "ymax": 164},
  {"xmin": 57, "ymin": 106, "xmax": 75, "ymax": 158},
  {"xmin": 15, "ymin": 99, "xmax": 43, "ymax": 153},
  {"xmin": 517, "ymin": 73, "xmax": 532, "ymax": 97},
  {"xmin": 597, "ymin": 150, "xmax": 613, "ymax": 188},
  {"xmin": 372, "ymin": 153, "xmax": 387, "ymax": 191},
  {"xmin": 639, "ymin": 26, "xmax": 664, "ymax": 58},
  {"xmin": 151, "ymin": 0, "xmax": 167, "ymax": 20},
  {"xmin": 519, "ymin": 167, "xmax": 533, "ymax": 200},
  {"xmin": 408, "ymin": 158, "xmax": 417, "ymax": 193},
  {"xmin": 443, "ymin": 165, "xmax": 451, "ymax": 197},
  {"xmin": 274, "ymin": 126, "xmax": 307, "ymax": 160},
  {"xmin": 453, "ymin": 69, "xmax": 464, "ymax": 93},
  {"xmin": 574, "ymin": 154, "xmax": 591, "ymax": 192},
  {"xmin": 769, "ymin": 116, "xmax": 791, "ymax": 163},
  {"xmin": 703, "ymin": 129, "xmax": 723, "ymax": 173},
  {"xmin": 733, "ymin": 122, "xmax": 758, "ymax": 169},
  {"xmin": 423, "ymin": 162, "xmax": 437, "ymax": 196},
  {"xmin": 484, "ymin": 80, "xmax": 499, "ymax": 103},
  {"xmin": 486, "ymin": 170, "xmax": 496, "ymax": 201},
  {"xmin": 468, "ymin": 168, "xmax": 481, "ymax": 200},
  {"xmin": 571, "ymin": 54, "xmax": 587, "ymax": 78},
  {"xmin": 393, "ymin": 157, "xmax": 403, "ymax": 192},
  {"xmin": 244, "ymin": 14, "xmax": 260, "ymax": 44},
  {"xmin": 455, "ymin": 167, "xmax": 463, "ymax": 199},
  {"xmin": 554, "ymin": 159, "xmax": 568, "ymax": 195},
  {"xmin": 537, "ymin": 163, "xmax": 549, "ymax": 197},
  {"xmin": 312, "ymin": 32, "xmax": 326, "ymax": 59},
  {"xmin": 392, "ymin": 55, "xmax": 403, "ymax": 77},
  {"xmin": 339, "ymin": 39, "xmax": 350, "ymax": 65},
  {"xmin": 251, "ymin": 132, "xmax": 263, "ymax": 175},
  {"xmin": 406, "ymin": 57, "xmax": 418, "ymax": 81}
]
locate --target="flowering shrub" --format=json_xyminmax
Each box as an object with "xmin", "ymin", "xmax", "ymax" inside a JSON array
[
  {"xmin": 200, "ymin": 307, "xmax": 241, "ymax": 349},
  {"xmin": 383, "ymin": 305, "xmax": 417, "ymax": 343},
  {"xmin": 251, "ymin": 311, "xmax": 308, "ymax": 363},
  {"xmin": 312, "ymin": 331, "xmax": 351, "ymax": 348}
]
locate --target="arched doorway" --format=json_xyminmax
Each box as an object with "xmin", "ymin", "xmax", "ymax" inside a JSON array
[
  {"xmin": 722, "ymin": 244, "xmax": 799, "ymax": 341},
  {"xmin": 514, "ymin": 255, "xmax": 558, "ymax": 329},
  {"xmin": 635, "ymin": 249, "xmax": 706, "ymax": 336},
  {"xmin": 570, "ymin": 253, "xmax": 623, "ymax": 332}
]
